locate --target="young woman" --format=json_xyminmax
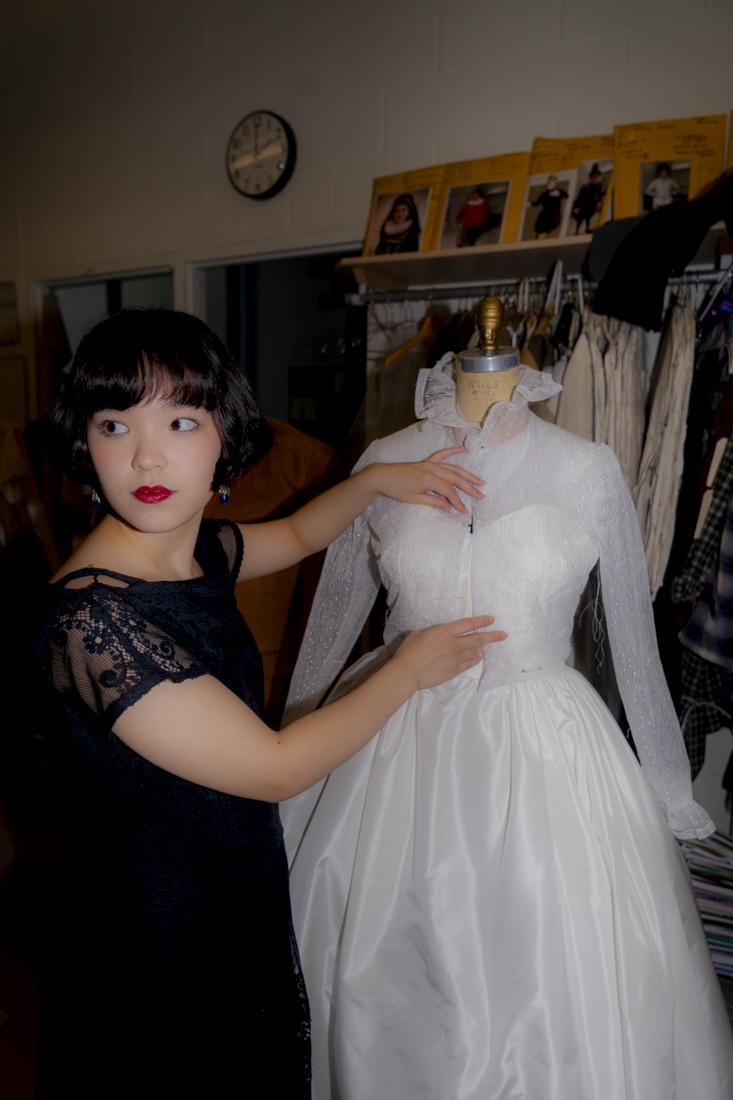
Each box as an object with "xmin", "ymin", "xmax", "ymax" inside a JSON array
[{"xmin": 33, "ymin": 308, "xmax": 506, "ymax": 1099}]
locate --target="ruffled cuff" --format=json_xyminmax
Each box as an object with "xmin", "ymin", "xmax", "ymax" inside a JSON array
[{"xmin": 665, "ymin": 799, "xmax": 716, "ymax": 840}]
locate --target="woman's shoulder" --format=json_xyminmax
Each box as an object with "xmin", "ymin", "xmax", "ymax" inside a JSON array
[
  {"xmin": 33, "ymin": 575, "xmax": 140, "ymax": 688},
  {"xmin": 38, "ymin": 573, "xmax": 141, "ymax": 653},
  {"xmin": 36, "ymin": 569, "xmax": 207, "ymax": 724}
]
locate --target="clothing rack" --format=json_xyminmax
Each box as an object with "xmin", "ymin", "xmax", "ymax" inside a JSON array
[{"xmin": 347, "ymin": 268, "xmax": 725, "ymax": 307}]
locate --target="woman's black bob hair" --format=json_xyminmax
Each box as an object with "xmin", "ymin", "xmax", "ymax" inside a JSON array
[{"xmin": 50, "ymin": 308, "xmax": 271, "ymax": 489}]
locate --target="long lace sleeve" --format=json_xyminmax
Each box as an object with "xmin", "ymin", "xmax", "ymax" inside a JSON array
[
  {"xmin": 282, "ymin": 444, "xmax": 384, "ymax": 725},
  {"xmin": 592, "ymin": 445, "xmax": 714, "ymax": 839}
]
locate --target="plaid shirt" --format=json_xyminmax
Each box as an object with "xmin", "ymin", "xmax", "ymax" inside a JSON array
[
  {"xmin": 671, "ymin": 433, "xmax": 733, "ymax": 606},
  {"xmin": 681, "ymin": 498, "xmax": 733, "ymax": 670},
  {"xmin": 678, "ymin": 647, "xmax": 733, "ymax": 778}
]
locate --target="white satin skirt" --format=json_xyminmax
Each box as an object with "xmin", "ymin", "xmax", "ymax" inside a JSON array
[{"xmin": 283, "ymin": 656, "xmax": 733, "ymax": 1100}]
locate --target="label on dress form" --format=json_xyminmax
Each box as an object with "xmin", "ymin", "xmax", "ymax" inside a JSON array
[{"xmin": 455, "ymin": 369, "xmax": 519, "ymax": 424}]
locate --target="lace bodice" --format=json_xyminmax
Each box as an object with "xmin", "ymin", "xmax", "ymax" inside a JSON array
[
  {"xmin": 285, "ymin": 359, "xmax": 712, "ymax": 840},
  {"xmin": 33, "ymin": 520, "xmax": 285, "ymax": 869}
]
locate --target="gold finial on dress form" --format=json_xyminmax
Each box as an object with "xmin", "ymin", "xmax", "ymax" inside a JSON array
[{"xmin": 477, "ymin": 296, "xmax": 504, "ymax": 351}]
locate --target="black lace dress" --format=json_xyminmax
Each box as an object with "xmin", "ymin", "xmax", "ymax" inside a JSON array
[{"xmin": 33, "ymin": 520, "xmax": 310, "ymax": 1099}]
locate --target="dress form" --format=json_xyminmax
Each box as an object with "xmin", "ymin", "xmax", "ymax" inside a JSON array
[
  {"xmin": 281, "ymin": 341, "xmax": 732, "ymax": 1100},
  {"xmin": 454, "ymin": 297, "xmax": 521, "ymax": 424}
]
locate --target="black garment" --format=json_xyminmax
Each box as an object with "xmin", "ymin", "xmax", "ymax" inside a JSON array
[
  {"xmin": 593, "ymin": 172, "xmax": 733, "ymax": 331},
  {"xmin": 572, "ymin": 180, "xmax": 604, "ymax": 233},
  {"xmin": 375, "ymin": 221, "xmax": 420, "ymax": 254},
  {"xmin": 653, "ymin": 339, "xmax": 733, "ymax": 776},
  {"xmin": 678, "ymin": 647, "xmax": 733, "ymax": 778},
  {"xmin": 33, "ymin": 520, "xmax": 310, "ymax": 1099},
  {"xmin": 532, "ymin": 187, "xmax": 568, "ymax": 235}
]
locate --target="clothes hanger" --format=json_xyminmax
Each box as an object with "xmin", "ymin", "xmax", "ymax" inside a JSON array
[{"xmin": 382, "ymin": 310, "xmax": 442, "ymax": 370}]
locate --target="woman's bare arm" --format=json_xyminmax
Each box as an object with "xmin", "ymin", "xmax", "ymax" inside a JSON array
[{"xmin": 113, "ymin": 616, "xmax": 505, "ymax": 801}]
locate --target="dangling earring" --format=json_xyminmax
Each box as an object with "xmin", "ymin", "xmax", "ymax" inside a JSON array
[
  {"xmin": 217, "ymin": 484, "xmax": 230, "ymax": 505},
  {"xmin": 91, "ymin": 488, "xmax": 103, "ymax": 509}
]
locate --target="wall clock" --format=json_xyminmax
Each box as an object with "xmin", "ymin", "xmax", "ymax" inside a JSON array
[{"xmin": 226, "ymin": 110, "xmax": 297, "ymax": 200}]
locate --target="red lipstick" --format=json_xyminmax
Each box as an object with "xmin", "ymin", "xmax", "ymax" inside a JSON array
[{"xmin": 133, "ymin": 485, "xmax": 173, "ymax": 504}]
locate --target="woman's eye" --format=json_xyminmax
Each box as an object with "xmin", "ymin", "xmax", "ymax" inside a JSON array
[
  {"xmin": 99, "ymin": 420, "xmax": 128, "ymax": 435},
  {"xmin": 171, "ymin": 417, "xmax": 198, "ymax": 432}
]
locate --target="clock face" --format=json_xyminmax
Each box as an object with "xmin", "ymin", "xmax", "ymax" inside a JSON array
[{"xmin": 226, "ymin": 111, "xmax": 296, "ymax": 200}]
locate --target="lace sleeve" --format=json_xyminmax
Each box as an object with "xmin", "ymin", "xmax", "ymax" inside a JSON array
[
  {"xmin": 48, "ymin": 586, "xmax": 207, "ymax": 729},
  {"xmin": 591, "ymin": 445, "xmax": 714, "ymax": 839},
  {"xmin": 283, "ymin": 443, "xmax": 384, "ymax": 724}
]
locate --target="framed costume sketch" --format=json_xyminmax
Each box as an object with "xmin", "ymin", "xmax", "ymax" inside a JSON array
[
  {"xmin": 518, "ymin": 134, "xmax": 614, "ymax": 241},
  {"xmin": 519, "ymin": 171, "xmax": 577, "ymax": 242},
  {"xmin": 613, "ymin": 115, "xmax": 726, "ymax": 218},
  {"xmin": 427, "ymin": 152, "xmax": 530, "ymax": 250},
  {"xmin": 362, "ymin": 167, "xmax": 445, "ymax": 256}
]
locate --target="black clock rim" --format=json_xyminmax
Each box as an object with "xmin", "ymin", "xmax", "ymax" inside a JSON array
[{"xmin": 225, "ymin": 109, "xmax": 297, "ymax": 201}]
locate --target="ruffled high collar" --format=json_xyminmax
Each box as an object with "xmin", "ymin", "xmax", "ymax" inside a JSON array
[{"xmin": 414, "ymin": 352, "xmax": 561, "ymax": 447}]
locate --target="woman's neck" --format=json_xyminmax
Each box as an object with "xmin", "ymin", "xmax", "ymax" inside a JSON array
[
  {"xmin": 454, "ymin": 366, "xmax": 521, "ymax": 425},
  {"xmin": 52, "ymin": 512, "xmax": 204, "ymax": 583}
]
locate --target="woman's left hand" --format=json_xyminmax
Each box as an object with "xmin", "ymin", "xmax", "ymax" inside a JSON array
[{"xmin": 367, "ymin": 448, "xmax": 484, "ymax": 515}]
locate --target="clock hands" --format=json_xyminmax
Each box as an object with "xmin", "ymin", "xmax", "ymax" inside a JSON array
[{"xmin": 230, "ymin": 140, "xmax": 286, "ymax": 172}]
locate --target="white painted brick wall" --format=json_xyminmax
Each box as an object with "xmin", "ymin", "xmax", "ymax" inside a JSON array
[{"xmin": 2, "ymin": 0, "xmax": 733, "ymax": 330}]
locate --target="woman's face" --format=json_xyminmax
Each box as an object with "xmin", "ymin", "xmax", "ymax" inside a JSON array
[
  {"xmin": 87, "ymin": 395, "xmax": 222, "ymax": 534},
  {"xmin": 393, "ymin": 202, "xmax": 410, "ymax": 224}
]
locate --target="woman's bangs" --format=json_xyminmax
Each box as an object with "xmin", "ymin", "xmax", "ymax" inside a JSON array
[
  {"xmin": 85, "ymin": 353, "xmax": 213, "ymax": 414},
  {"xmin": 137, "ymin": 355, "xmax": 213, "ymax": 409}
]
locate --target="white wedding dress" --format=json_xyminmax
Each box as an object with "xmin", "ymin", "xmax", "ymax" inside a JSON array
[{"xmin": 282, "ymin": 360, "xmax": 733, "ymax": 1100}]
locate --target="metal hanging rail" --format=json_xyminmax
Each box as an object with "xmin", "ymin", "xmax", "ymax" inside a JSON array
[
  {"xmin": 347, "ymin": 268, "xmax": 726, "ymax": 307},
  {"xmin": 346, "ymin": 273, "xmax": 579, "ymax": 307}
]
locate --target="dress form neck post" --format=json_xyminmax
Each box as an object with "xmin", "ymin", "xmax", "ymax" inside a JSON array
[
  {"xmin": 455, "ymin": 297, "xmax": 521, "ymax": 425},
  {"xmin": 454, "ymin": 367, "xmax": 522, "ymax": 424}
]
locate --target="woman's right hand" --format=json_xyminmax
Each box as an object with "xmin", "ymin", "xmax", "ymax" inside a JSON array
[{"xmin": 394, "ymin": 616, "xmax": 507, "ymax": 691}]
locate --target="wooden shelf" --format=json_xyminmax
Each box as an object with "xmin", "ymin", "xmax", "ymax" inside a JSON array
[
  {"xmin": 338, "ymin": 236, "xmax": 594, "ymax": 291},
  {"xmin": 338, "ymin": 224, "xmax": 729, "ymax": 292}
]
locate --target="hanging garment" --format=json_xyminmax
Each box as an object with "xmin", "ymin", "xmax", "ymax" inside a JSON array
[
  {"xmin": 363, "ymin": 313, "xmax": 442, "ymax": 446},
  {"xmin": 593, "ymin": 171, "xmax": 733, "ymax": 332},
  {"xmin": 681, "ymin": 497, "xmax": 733, "ymax": 670},
  {"xmin": 603, "ymin": 319, "xmax": 646, "ymax": 489},
  {"xmin": 347, "ymin": 303, "xmax": 447, "ymax": 459},
  {"xmin": 672, "ymin": 432, "xmax": 733, "ymax": 608},
  {"xmin": 656, "ymin": 324, "xmax": 733, "ymax": 777},
  {"xmin": 662, "ymin": 339, "xmax": 733, "ymax": 605},
  {"xmin": 282, "ymin": 360, "xmax": 730, "ymax": 1100},
  {"xmin": 678, "ymin": 646, "xmax": 733, "ymax": 779},
  {"xmin": 676, "ymin": 490, "xmax": 733, "ymax": 778},
  {"xmin": 553, "ymin": 326, "xmax": 594, "ymax": 437},
  {"xmin": 554, "ymin": 313, "xmax": 646, "ymax": 492},
  {"xmin": 634, "ymin": 299, "xmax": 697, "ymax": 596}
]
